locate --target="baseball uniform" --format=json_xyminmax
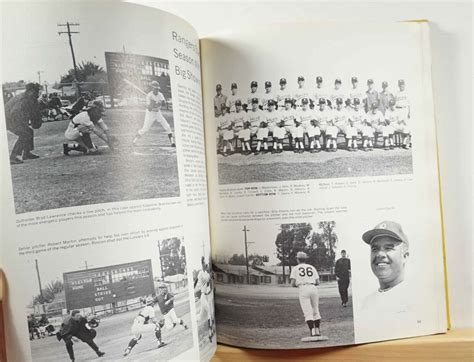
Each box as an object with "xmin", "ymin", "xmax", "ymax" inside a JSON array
[
  {"xmin": 138, "ymin": 91, "xmax": 172, "ymax": 136},
  {"xmin": 290, "ymin": 263, "xmax": 321, "ymax": 322}
]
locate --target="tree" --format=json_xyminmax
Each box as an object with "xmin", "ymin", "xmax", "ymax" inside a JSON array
[
  {"xmin": 275, "ymin": 223, "xmax": 313, "ymax": 282},
  {"xmin": 159, "ymin": 237, "xmax": 186, "ymax": 277},
  {"xmin": 59, "ymin": 61, "xmax": 108, "ymax": 93},
  {"xmin": 32, "ymin": 280, "xmax": 63, "ymax": 305},
  {"xmin": 228, "ymin": 253, "xmax": 268, "ymax": 266}
]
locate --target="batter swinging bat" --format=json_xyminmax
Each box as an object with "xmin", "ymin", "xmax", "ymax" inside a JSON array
[{"xmin": 123, "ymin": 78, "xmax": 147, "ymax": 96}]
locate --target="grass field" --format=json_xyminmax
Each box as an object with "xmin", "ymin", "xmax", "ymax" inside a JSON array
[
  {"xmin": 6, "ymin": 109, "xmax": 179, "ymax": 214},
  {"xmin": 217, "ymin": 146, "xmax": 412, "ymax": 185},
  {"xmin": 214, "ymin": 282, "xmax": 354, "ymax": 349},
  {"xmin": 29, "ymin": 292, "xmax": 192, "ymax": 361}
]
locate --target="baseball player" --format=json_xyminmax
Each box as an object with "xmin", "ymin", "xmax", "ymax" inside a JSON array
[
  {"xmin": 386, "ymin": 100, "xmax": 411, "ymax": 149},
  {"xmin": 231, "ymin": 100, "xmax": 246, "ymax": 150},
  {"xmin": 381, "ymin": 119, "xmax": 395, "ymax": 150},
  {"xmin": 366, "ymin": 102, "xmax": 386, "ymax": 147},
  {"xmin": 247, "ymin": 97, "xmax": 264, "ymax": 147},
  {"xmin": 272, "ymin": 120, "xmax": 286, "ymax": 153},
  {"xmin": 361, "ymin": 120, "xmax": 375, "ymax": 151},
  {"xmin": 345, "ymin": 119, "xmax": 359, "ymax": 151},
  {"xmin": 350, "ymin": 98, "xmax": 366, "ymax": 133},
  {"xmin": 297, "ymin": 98, "xmax": 314, "ymax": 150},
  {"xmin": 326, "ymin": 120, "xmax": 339, "ymax": 152},
  {"xmin": 194, "ymin": 257, "xmax": 215, "ymax": 342},
  {"xmin": 394, "ymin": 79, "xmax": 410, "ymax": 126},
  {"xmin": 314, "ymin": 98, "xmax": 333, "ymax": 148},
  {"xmin": 63, "ymin": 100, "xmax": 113, "ymax": 155},
  {"xmin": 238, "ymin": 121, "xmax": 252, "ymax": 155},
  {"xmin": 290, "ymin": 251, "xmax": 322, "ymax": 338},
  {"xmin": 293, "ymin": 117, "xmax": 305, "ymax": 153},
  {"xmin": 132, "ymin": 80, "xmax": 175, "ymax": 147},
  {"xmin": 155, "ymin": 284, "xmax": 188, "ymax": 331},
  {"xmin": 246, "ymin": 81, "xmax": 260, "ymax": 111},
  {"xmin": 226, "ymin": 83, "xmax": 240, "ymax": 113},
  {"xmin": 314, "ymin": 76, "xmax": 331, "ymax": 108},
  {"xmin": 261, "ymin": 81, "xmax": 275, "ymax": 111},
  {"xmin": 123, "ymin": 297, "xmax": 166, "ymax": 356},
  {"xmin": 264, "ymin": 99, "xmax": 280, "ymax": 152},
  {"xmin": 348, "ymin": 76, "xmax": 366, "ymax": 108},
  {"xmin": 365, "ymin": 79, "xmax": 379, "ymax": 113},
  {"xmin": 379, "ymin": 81, "xmax": 395, "ymax": 115},
  {"xmin": 333, "ymin": 97, "xmax": 350, "ymax": 137},
  {"xmin": 219, "ymin": 106, "xmax": 235, "ymax": 156},
  {"xmin": 307, "ymin": 119, "xmax": 321, "ymax": 153},
  {"xmin": 335, "ymin": 250, "xmax": 351, "ymax": 307},
  {"xmin": 294, "ymin": 76, "xmax": 310, "ymax": 109},
  {"xmin": 255, "ymin": 119, "xmax": 270, "ymax": 154},
  {"xmin": 280, "ymin": 98, "xmax": 297, "ymax": 149},
  {"xmin": 213, "ymin": 84, "xmax": 227, "ymax": 117},
  {"xmin": 330, "ymin": 79, "xmax": 347, "ymax": 108},
  {"xmin": 275, "ymin": 78, "xmax": 293, "ymax": 109}
]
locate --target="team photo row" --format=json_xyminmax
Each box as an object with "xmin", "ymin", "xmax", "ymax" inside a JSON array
[{"xmin": 214, "ymin": 76, "xmax": 411, "ymax": 156}]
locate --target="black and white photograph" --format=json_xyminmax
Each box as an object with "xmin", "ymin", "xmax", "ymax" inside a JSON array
[
  {"xmin": 25, "ymin": 237, "xmax": 193, "ymax": 361},
  {"xmin": 191, "ymin": 241, "xmax": 217, "ymax": 360},
  {"xmin": 2, "ymin": 3, "xmax": 179, "ymax": 214},
  {"xmin": 213, "ymin": 76, "xmax": 413, "ymax": 185},
  {"xmin": 212, "ymin": 221, "xmax": 355, "ymax": 348}
]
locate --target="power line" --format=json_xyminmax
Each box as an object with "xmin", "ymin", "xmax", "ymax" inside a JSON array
[
  {"xmin": 58, "ymin": 22, "xmax": 80, "ymax": 95},
  {"xmin": 242, "ymin": 226, "xmax": 254, "ymax": 285}
]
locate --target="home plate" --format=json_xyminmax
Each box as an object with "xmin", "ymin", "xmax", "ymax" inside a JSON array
[{"xmin": 301, "ymin": 336, "xmax": 329, "ymax": 342}]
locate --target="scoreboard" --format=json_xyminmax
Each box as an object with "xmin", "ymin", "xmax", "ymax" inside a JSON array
[
  {"xmin": 63, "ymin": 260, "xmax": 154, "ymax": 310},
  {"xmin": 105, "ymin": 52, "xmax": 171, "ymax": 102}
]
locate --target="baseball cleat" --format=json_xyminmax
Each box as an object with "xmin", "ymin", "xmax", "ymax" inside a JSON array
[
  {"xmin": 157, "ymin": 341, "xmax": 166, "ymax": 348},
  {"xmin": 171, "ymin": 143, "xmax": 176, "ymax": 147},
  {"xmin": 96, "ymin": 351, "xmax": 105, "ymax": 357},
  {"xmin": 23, "ymin": 152, "xmax": 39, "ymax": 159},
  {"xmin": 123, "ymin": 347, "xmax": 131, "ymax": 356},
  {"xmin": 63, "ymin": 144, "xmax": 70, "ymax": 156},
  {"xmin": 315, "ymin": 328, "xmax": 321, "ymax": 336}
]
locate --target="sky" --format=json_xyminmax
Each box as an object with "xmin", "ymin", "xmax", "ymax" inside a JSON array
[{"xmin": 1, "ymin": 2, "xmax": 191, "ymax": 85}]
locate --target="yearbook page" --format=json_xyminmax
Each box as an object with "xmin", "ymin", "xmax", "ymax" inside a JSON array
[
  {"xmin": 0, "ymin": 2, "xmax": 216, "ymax": 361},
  {"xmin": 201, "ymin": 21, "xmax": 448, "ymax": 348}
]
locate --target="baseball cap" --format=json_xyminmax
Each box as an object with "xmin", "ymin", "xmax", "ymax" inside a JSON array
[
  {"xmin": 251, "ymin": 97, "xmax": 259, "ymax": 104},
  {"xmin": 231, "ymin": 83, "xmax": 237, "ymax": 89},
  {"xmin": 382, "ymin": 81, "xmax": 388, "ymax": 87},
  {"xmin": 296, "ymin": 251, "xmax": 308, "ymax": 259},
  {"xmin": 335, "ymin": 78, "xmax": 342, "ymax": 84},
  {"xmin": 268, "ymin": 99, "xmax": 276, "ymax": 106},
  {"xmin": 371, "ymin": 102, "xmax": 378, "ymax": 109},
  {"xmin": 151, "ymin": 80, "xmax": 161, "ymax": 89},
  {"xmin": 265, "ymin": 81, "xmax": 272, "ymax": 88},
  {"xmin": 336, "ymin": 97, "xmax": 343, "ymax": 104},
  {"xmin": 298, "ymin": 76, "xmax": 305, "ymax": 81},
  {"xmin": 353, "ymin": 98, "xmax": 360, "ymax": 105},
  {"xmin": 362, "ymin": 221, "xmax": 409, "ymax": 246},
  {"xmin": 235, "ymin": 100, "xmax": 242, "ymax": 106},
  {"xmin": 318, "ymin": 98, "xmax": 326, "ymax": 105},
  {"xmin": 279, "ymin": 78, "xmax": 287, "ymax": 84},
  {"xmin": 301, "ymin": 98, "xmax": 309, "ymax": 105},
  {"xmin": 316, "ymin": 76, "xmax": 323, "ymax": 82},
  {"xmin": 86, "ymin": 100, "xmax": 104, "ymax": 110},
  {"xmin": 351, "ymin": 76, "xmax": 358, "ymax": 82},
  {"xmin": 284, "ymin": 98, "xmax": 292, "ymax": 104},
  {"xmin": 158, "ymin": 283, "xmax": 167, "ymax": 289},
  {"xmin": 250, "ymin": 81, "xmax": 258, "ymax": 87},
  {"xmin": 398, "ymin": 79, "xmax": 405, "ymax": 85},
  {"xmin": 367, "ymin": 79, "xmax": 374, "ymax": 85},
  {"xmin": 216, "ymin": 84, "xmax": 222, "ymax": 91}
]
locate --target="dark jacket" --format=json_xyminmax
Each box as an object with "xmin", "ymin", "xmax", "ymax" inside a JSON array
[{"xmin": 4, "ymin": 92, "xmax": 42, "ymax": 129}]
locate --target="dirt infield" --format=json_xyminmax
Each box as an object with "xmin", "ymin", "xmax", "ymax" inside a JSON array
[
  {"xmin": 217, "ymin": 147, "xmax": 412, "ymax": 184},
  {"xmin": 29, "ymin": 294, "xmax": 193, "ymax": 361},
  {"xmin": 6, "ymin": 109, "xmax": 179, "ymax": 214},
  {"xmin": 215, "ymin": 282, "xmax": 354, "ymax": 349}
]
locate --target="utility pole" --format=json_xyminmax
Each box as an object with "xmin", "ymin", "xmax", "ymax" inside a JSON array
[
  {"xmin": 58, "ymin": 22, "xmax": 80, "ymax": 96},
  {"xmin": 242, "ymin": 226, "xmax": 254, "ymax": 284},
  {"xmin": 35, "ymin": 259, "xmax": 44, "ymax": 302},
  {"xmin": 37, "ymin": 71, "xmax": 43, "ymax": 85},
  {"xmin": 85, "ymin": 261, "xmax": 88, "ymax": 270}
]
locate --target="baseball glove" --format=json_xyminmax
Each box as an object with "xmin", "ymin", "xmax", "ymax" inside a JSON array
[{"xmin": 88, "ymin": 317, "xmax": 100, "ymax": 328}]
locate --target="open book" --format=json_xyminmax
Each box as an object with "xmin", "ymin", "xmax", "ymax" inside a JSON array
[{"xmin": 0, "ymin": 2, "xmax": 448, "ymax": 361}]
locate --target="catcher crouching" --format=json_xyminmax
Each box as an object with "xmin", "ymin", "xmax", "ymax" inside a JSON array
[{"xmin": 63, "ymin": 100, "xmax": 117, "ymax": 155}]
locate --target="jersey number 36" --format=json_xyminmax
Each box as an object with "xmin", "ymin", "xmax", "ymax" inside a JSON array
[{"xmin": 298, "ymin": 267, "xmax": 314, "ymax": 277}]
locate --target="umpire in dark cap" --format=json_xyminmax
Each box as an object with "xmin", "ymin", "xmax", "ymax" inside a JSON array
[{"xmin": 4, "ymin": 82, "xmax": 43, "ymax": 164}]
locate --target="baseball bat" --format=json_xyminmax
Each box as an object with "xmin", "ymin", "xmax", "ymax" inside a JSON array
[{"xmin": 123, "ymin": 78, "xmax": 147, "ymax": 96}]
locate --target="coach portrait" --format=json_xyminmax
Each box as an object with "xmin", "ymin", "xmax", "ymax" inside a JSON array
[{"xmin": 4, "ymin": 82, "xmax": 43, "ymax": 165}]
